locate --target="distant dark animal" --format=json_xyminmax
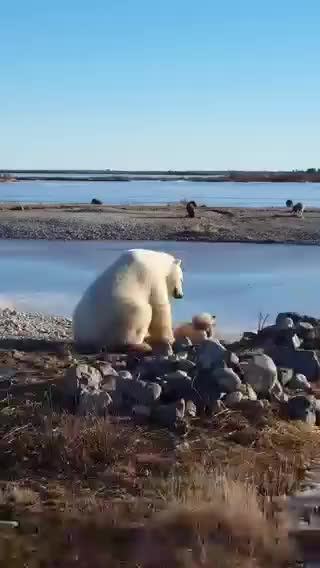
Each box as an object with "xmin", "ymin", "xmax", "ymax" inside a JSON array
[
  {"xmin": 292, "ymin": 202, "xmax": 305, "ymax": 217},
  {"xmin": 286, "ymin": 199, "xmax": 293, "ymax": 208},
  {"xmin": 91, "ymin": 198, "xmax": 103, "ymax": 205},
  {"xmin": 186, "ymin": 200, "xmax": 197, "ymax": 218}
]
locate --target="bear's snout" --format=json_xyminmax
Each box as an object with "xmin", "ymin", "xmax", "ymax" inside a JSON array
[{"xmin": 173, "ymin": 288, "xmax": 183, "ymax": 299}]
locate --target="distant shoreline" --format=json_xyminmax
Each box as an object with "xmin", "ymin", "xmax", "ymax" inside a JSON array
[
  {"xmin": 2, "ymin": 170, "xmax": 320, "ymax": 183},
  {"xmin": 0, "ymin": 204, "xmax": 319, "ymax": 244}
]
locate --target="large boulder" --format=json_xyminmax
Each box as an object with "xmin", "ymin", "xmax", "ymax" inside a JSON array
[
  {"xmin": 197, "ymin": 339, "xmax": 227, "ymax": 370},
  {"xmin": 266, "ymin": 346, "xmax": 320, "ymax": 382},
  {"xmin": 118, "ymin": 378, "xmax": 162, "ymax": 406},
  {"xmin": 242, "ymin": 354, "xmax": 278, "ymax": 396},
  {"xmin": 212, "ymin": 367, "xmax": 242, "ymax": 393}
]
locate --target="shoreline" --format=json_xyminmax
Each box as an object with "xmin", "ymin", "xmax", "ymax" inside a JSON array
[
  {"xmin": 3, "ymin": 170, "xmax": 320, "ymax": 183},
  {"xmin": 0, "ymin": 204, "xmax": 319, "ymax": 244}
]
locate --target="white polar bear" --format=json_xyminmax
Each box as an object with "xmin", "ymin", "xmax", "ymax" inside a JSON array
[{"xmin": 73, "ymin": 249, "xmax": 184, "ymax": 350}]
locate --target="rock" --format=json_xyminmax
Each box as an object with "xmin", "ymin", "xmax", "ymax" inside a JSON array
[
  {"xmin": 186, "ymin": 400, "xmax": 197, "ymax": 417},
  {"xmin": 240, "ymin": 383, "xmax": 258, "ymax": 401},
  {"xmin": 175, "ymin": 359, "xmax": 196, "ymax": 373},
  {"xmin": 237, "ymin": 399, "xmax": 266, "ymax": 416},
  {"xmin": 314, "ymin": 399, "xmax": 320, "ymax": 426},
  {"xmin": 288, "ymin": 373, "xmax": 312, "ymax": 392},
  {"xmin": 77, "ymin": 390, "xmax": 112, "ymax": 416},
  {"xmin": 101, "ymin": 375, "xmax": 118, "ymax": 393},
  {"xmin": 197, "ymin": 339, "xmax": 227, "ymax": 370},
  {"xmin": 298, "ymin": 321, "xmax": 315, "ymax": 334},
  {"xmin": 278, "ymin": 368, "xmax": 294, "ymax": 387},
  {"xmin": 132, "ymin": 405, "xmax": 152, "ymax": 418},
  {"xmin": 266, "ymin": 346, "xmax": 320, "ymax": 382},
  {"xmin": 224, "ymin": 391, "xmax": 243, "ymax": 407},
  {"xmin": 62, "ymin": 364, "xmax": 102, "ymax": 399},
  {"xmin": 173, "ymin": 337, "xmax": 193, "ymax": 353},
  {"xmin": 277, "ymin": 312, "xmax": 319, "ymax": 326},
  {"xmin": 277, "ymin": 316, "xmax": 294, "ymax": 330},
  {"xmin": 96, "ymin": 362, "xmax": 118, "ymax": 377},
  {"xmin": 212, "ymin": 367, "xmax": 242, "ymax": 393},
  {"xmin": 152, "ymin": 399, "xmax": 185, "ymax": 429},
  {"xmin": 193, "ymin": 370, "xmax": 221, "ymax": 409},
  {"xmin": 287, "ymin": 395, "xmax": 316, "ymax": 424},
  {"xmin": 242, "ymin": 354, "xmax": 278, "ymax": 396},
  {"xmin": 164, "ymin": 370, "xmax": 190, "ymax": 381},
  {"xmin": 274, "ymin": 329, "xmax": 301, "ymax": 349},
  {"xmin": 118, "ymin": 370, "xmax": 133, "ymax": 380},
  {"xmin": 118, "ymin": 378, "xmax": 162, "ymax": 405}
]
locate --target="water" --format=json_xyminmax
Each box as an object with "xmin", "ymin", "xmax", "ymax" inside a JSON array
[
  {"xmin": 0, "ymin": 240, "xmax": 320, "ymax": 336},
  {"xmin": 1, "ymin": 180, "xmax": 320, "ymax": 207}
]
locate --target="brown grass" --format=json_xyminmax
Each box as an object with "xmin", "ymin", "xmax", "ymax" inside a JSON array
[{"xmin": 0, "ymin": 388, "xmax": 318, "ymax": 566}]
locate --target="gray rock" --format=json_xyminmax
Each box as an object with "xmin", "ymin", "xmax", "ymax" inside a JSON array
[
  {"xmin": 266, "ymin": 346, "xmax": 320, "ymax": 382},
  {"xmin": 240, "ymin": 383, "xmax": 258, "ymax": 401},
  {"xmin": 77, "ymin": 390, "xmax": 112, "ymax": 417},
  {"xmin": 224, "ymin": 391, "xmax": 243, "ymax": 407},
  {"xmin": 193, "ymin": 370, "xmax": 221, "ymax": 408},
  {"xmin": 62, "ymin": 364, "xmax": 102, "ymax": 399},
  {"xmin": 242, "ymin": 354, "xmax": 278, "ymax": 396},
  {"xmin": 101, "ymin": 375, "xmax": 118, "ymax": 393},
  {"xmin": 277, "ymin": 316, "xmax": 294, "ymax": 330},
  {"xmin": 278, "ymin": 367, "xmax": 294, "ymax": 387},
  {"xmin": 298, "ymin": 321, "xmax": 315, "ymax": 334},
  {"xmin": 162, "ymin": 371, "xmax": 193, "ymax": 400},
  {"xmin": 132, "ymin": 405, "xmax": 151, "ymax": 418},
  {"xmin": 288, "ymin": 373, "xmax": 311, "ymax": 392},
  {"xmin": 186, "ymin": 400, "xmax": 197, "ymax": 417},
  {"xmin": 197, "ymin": 339, "xmax": 227, "ymax": 370},
  {"xmin": 164, "ymin": 370, "xmax": 190, "ymax": 381},
  {"xmin": 212, "ymin": 367, "xmax": 242, "ymax": 393},
  {"xmin": 118, "ymin": 370, "xmax": 133, "ymax": 380},
  {"xmin": 314, "ymin": 399, "xmax": 320, "ymax": 426},
  {"xmin": 287, "ymin": 395, "xmax": 316, "ymax": 424},
  {"xmin": 176, "ymin": 359, "xmax": 196, "ymax": 373},
  {"xmin": 96, "ymin": 362, "xmax": 118, "ymax": 378},
  {"xmin": 174, "ymin": 337, "xmax": 193, "ymax": 353},
  {"xmin": 152, "ymin": 399, "xmax": 185, "ymax": 429},
  {"xmin": 118, "ymin": 378, "xmax": 162, "ymax": 405}
]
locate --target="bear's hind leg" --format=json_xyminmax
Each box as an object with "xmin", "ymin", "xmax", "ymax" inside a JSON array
[{"xmin": 113, "ymin": 302, "xmax": 152, "ymax": 351}]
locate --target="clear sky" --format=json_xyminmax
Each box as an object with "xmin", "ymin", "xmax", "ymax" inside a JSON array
[{"xmin": 0, "ymin": 0, "xmax": 319, "ymax": 170}]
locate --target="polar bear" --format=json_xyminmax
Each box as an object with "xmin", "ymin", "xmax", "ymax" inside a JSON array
[
  {"xmin": 73, "ymin": 249, "xmax": 184, "ymax": 351},
  {"xmin": 174, "ymin": 313, "xmax": 216, "ymax": 344}
]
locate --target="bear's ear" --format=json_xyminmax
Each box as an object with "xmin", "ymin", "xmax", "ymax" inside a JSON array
[{"xmin": 174, "ymin": 259, "xmax": 182, "ymax": 267}]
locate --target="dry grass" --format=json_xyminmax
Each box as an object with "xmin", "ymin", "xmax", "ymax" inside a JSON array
[{"xmin": 0, "ymin": 385, "xmax": 318, "ymax": 565}]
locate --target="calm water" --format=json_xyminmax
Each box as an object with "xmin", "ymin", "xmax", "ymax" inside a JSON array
[
  {"xmin": 0, "ymin": 240, "xmax": 319, "ymax": 336},
  {"xmin": 1, "ymin": 180, "xmax": 320, "ymax": 207}
]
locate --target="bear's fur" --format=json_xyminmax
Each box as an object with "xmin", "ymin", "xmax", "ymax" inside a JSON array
[
  {"xmin": 174, "ymin": 313, "xmax": 216, "ymax": 344},
  {"xmin": 73, "ymin": 249, "xmax": 183, "ymax": 351}
]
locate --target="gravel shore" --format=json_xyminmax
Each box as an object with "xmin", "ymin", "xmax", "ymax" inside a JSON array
[
  {"xmin": 0, "ymin": 204, "xmax": 320, "ymax": 244},
  {"xmin": 0, "ymin": 308, "xmax": 72, "ymax": 341}
]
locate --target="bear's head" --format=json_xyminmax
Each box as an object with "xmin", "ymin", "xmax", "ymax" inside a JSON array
[{"xmin": 167, "ymin": 258, "xmax": 184, "ymax": 299}]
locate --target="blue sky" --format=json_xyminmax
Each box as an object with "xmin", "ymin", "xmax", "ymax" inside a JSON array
[{"xmin": 0, "ymin": 0, "xmax": 319, "ymax": 170}]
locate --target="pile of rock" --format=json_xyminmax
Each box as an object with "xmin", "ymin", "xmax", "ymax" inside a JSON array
[{"xmin": 58, "ymin": 311, "xmax": 320, "ymax": 431}]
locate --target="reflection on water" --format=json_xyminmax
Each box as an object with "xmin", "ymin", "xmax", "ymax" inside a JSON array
[
  {"xmin": 0, "ymin": 240, "xmax": 319, "ymax": 336},
  {"xmin": 1, "ymin": 180, "xmax": 320, "ymax": 207}
]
